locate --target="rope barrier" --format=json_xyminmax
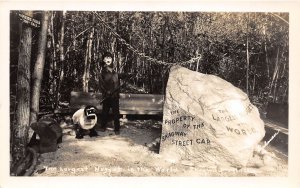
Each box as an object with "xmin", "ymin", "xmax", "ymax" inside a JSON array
[{"xmin": 92, "ymin": 11, "xmax": 201, "ymax": 67}]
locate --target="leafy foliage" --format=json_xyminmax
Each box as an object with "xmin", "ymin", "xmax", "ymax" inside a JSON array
[{"xmin": 10, "ymin": 11, "xmax": 289, "ymax": 111}]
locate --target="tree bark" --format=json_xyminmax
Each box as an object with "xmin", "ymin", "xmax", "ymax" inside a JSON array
[
  {"xmin": 82, "ymin": 22, "xmax": 94, "ymax": 92},
  {"xmin": 270, "ymin": 48, "xmax": 281, "ymax": 102},
  {"xmin": 59, "ymin": 11, "xmax": 66, "ymax": 62},
  {"xmin": 49, "ymin": 12, "xmax": 57, "ymax": 109},
  {"xmin": 269, "ymin": 48, "xmax": 280, "ymax": 98},
  {"xmin": 263, "ymin": 25, "xmax": 270, "ymax": 79},
  {"xmin": 55, "ymin": 11, "xmax": 66, "ymax": 107},
  {"xmin": 11, "ymin": 10, "xmax": 33, "ymax": 170},
  {"xmin": 116, "ymin": 12, "xmax": 120, "ymax": 73},
  {"xmin": 161, "ymin": 16, "xmax": 168, "ymax": 94},
  {"xmin": 30, "ymin": 11, "xmax": 50, "ymax": 124},
  {"xmin": 196, "ymin": 48, "xmax": 200, "ymax": 72},
  {"xmin": 246, "ymin": 13, "xmax": 250, "ymax": 95}
]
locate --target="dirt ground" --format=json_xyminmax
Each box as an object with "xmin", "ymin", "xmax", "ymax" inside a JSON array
[{"xmin": 32, "ymin": 118, "xmax": 288, "ymax": 177}]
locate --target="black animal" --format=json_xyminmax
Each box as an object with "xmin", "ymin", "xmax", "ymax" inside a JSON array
[{"xmin": 28, "ymin": 117, "xmax": 63, "ymax": 153}]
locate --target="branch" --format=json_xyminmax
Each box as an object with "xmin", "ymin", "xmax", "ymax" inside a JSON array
[
  {"xmin": 64, "ymin": 25, "xmax": 94, "ymax": 56},
  {"xmin": 262, "ymin": 130, "xmax": 279, "ymax": 149},
  {"xmin": 269, "ymin": 13, "xmax": 289, "ymax": 25},
  {"xmin": 73, "ymin": 25, "xmax": 94, "ymax": 40}
]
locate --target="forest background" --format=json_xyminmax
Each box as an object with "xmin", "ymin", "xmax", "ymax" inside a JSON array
[{"xmin": 10, "ymin": 11, "xmax": 289, "ymax": 110}]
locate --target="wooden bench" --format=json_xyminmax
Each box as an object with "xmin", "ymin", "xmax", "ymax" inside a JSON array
[
  {"xmin": 262, "ymin": 118, "xmax": 288, "ymax": 135},
  {"xmin": 55, "ymin": 91, "xmax": 164, "ymax": 115},
  {"xmin": 55, "ymin": 92, "xmax": 288, "ymax": 137}
]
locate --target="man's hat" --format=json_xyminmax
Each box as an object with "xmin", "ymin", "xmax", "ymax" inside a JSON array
[{"xmin": 102, "ymin": 52, "xmax": 113, "ymax": 61}]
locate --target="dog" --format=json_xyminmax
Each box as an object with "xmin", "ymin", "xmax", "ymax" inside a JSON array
[{"xmin": 72, "ymin": 105, "xmax": 98, "ymax": 139}]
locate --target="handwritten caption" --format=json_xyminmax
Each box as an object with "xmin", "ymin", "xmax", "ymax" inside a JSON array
[
  {"xmin": 18, "ymin": 13, "xmax": 40, "ymax": 28},
  {"xmin": 43, "ymin": 165, "xmax": 179, "ymax": 175}
]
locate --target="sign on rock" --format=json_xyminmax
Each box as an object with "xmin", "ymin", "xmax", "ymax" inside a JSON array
[{"xmin": 159, "ymin": 66, "xmax": 265, "ymax": 167}]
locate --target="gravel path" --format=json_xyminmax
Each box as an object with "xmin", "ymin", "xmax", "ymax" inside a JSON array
[{"xmin": 33, "ymin": 119, "xmax": 288, "ymax": 177}]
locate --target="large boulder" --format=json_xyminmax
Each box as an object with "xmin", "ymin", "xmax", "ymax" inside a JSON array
[{"xmin": 159, "ymin": 66, "xmax": 265, "ymax": 167}]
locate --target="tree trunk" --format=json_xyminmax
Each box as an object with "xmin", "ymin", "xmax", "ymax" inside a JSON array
[
  {"xmin": 94, "ymin": 32, "xmax": 101, "ymax": 87},
  {"xmin": 30, "ymin": 11, "xmax": 50, "ymax": 124},
  {"xmin": 49, "ymin": 12, "xmax": 57, "ymax": 109},
  {"xmin": 269, "ymin": 48, "xmax": 280, "ymax": 98},
  {"xmin": 59, "ymin": 11, "xmax": 66, "ymax": 62},
  {"xmin": 11, "ymin": 11, "xmax": 33, "ymax": 171},
  {"xmin": 252, "ymin": 72, "xmax": 256, "ymax": 95},
  {"xmin": 116, "ymin": 12, "xmax": 120, "ymax": 73},
  {"xmin": 271, "ymin": 48, "xmax": 281, "ymax": 102},
  {"xmin": 161, "ymin": 16, "xmax": 168, "ymax": 94},
  {"xmin": 196, "ymin": 48, "xmax": 200, "ymax": 72},
  {"xmin": 251, "ymin": 56, "xmax": 259, "ymax": 95},
  {"xmin": 263, "ymin": 25, "xmax": 270, "ymax": 79},
  {"xmin": 82, "ymin": 24, "xmax": 94, "ymax": 92},
  {"xmin": 55, "ymin": 11, "xmax": 67, "ymax": 107},
  {"xmin": 149, "ymin": 20, "xmax": 154, "ymax": 93},
  {"xmin": 273, "ymin": 68, "xmax": 280, "ymax": 102},
  {"xmin": 246, "ymin": 13, "xmax": 250, "ymax": 95}
]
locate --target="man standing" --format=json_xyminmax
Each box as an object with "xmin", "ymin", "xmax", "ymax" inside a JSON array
[{"xmin": 99, "ymin": 52, "xmax": 120, "ymax": 135}]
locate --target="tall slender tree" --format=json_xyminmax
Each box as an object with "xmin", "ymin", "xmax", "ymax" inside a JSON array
[
  {"xmin": 82, "ymin": 15, "xmax": 95, "ymax": 92},
  {"xmin": 246, "ymin": 13, "xmax": 250, "ymax": 95},
  {"xmin": 30, "ymin": 11, "xmax": 50, "ymax": 124},
  {"xmin": 55, "ymin": 10, "xmax": 67, "ymax": 106}
]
